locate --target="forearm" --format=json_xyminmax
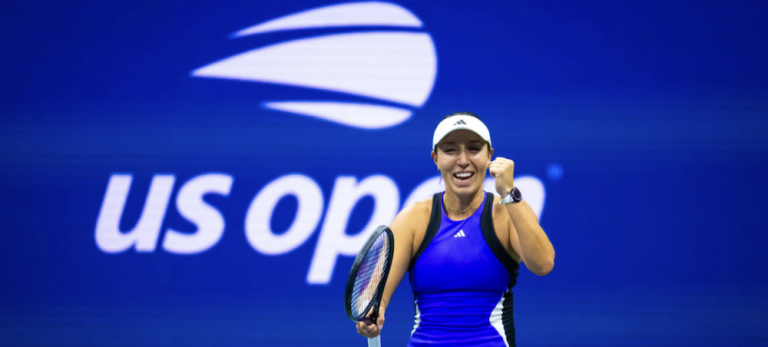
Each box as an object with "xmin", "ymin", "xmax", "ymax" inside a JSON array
[
  {"xmin": 379, "ymin": 265, "xmax": 406, "ymax": 312},
  {"xmin": 379, "ymin": 215, "xmax": 416, "ymax": 312},
  {"xmin": 505, "ymin": 200, "xmax": 555, "ymax": 275}
]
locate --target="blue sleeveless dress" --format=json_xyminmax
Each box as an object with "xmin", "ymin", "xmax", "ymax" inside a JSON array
[{"xmin": 408, "ymin": 192, "xmax": 519, "ymax": 347}]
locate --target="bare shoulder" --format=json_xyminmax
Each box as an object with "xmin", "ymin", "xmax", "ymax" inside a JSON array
[
  {"xmin": 391, "ymin": 197, "xmax": 433, "ymax": 257},
  {"xmin": 393, "ymin": 198, "xmax": 432, "ymax": 231},
  {"xmin": 410, "ymin": 198, "xmax": 433, "ymax": 218}
]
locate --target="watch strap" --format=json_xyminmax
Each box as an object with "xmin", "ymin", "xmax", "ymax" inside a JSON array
[{"xmin": 498, "ymin": 187, "xmax": 522, "ymax": 204}]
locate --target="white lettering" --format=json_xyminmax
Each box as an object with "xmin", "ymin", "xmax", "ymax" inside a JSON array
[
  {"xmin": 94, "ymin": 171, "xmax": 549, "ymax": 284},
  {"xmin": 163, "ymin": 174, "xmax": 233, "ymax": 254},
  {"xmin": 245, "ymin": 174, "xmax": 324, "ymax": 255},
  {"xmin": 95, "ymin": 174, "xmax": 175, "ymax": 253},
  {"xmin": 307, "ymin": 175, "xmax": 399, "ymax": 284}
]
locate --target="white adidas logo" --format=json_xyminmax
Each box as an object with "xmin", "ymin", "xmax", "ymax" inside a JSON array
[{"xmin": 453, "ymin": 230, "xmax": 466, "ymax": 238}]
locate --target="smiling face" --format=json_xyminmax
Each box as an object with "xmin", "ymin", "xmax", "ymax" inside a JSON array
[{"xmin": 432, "ymin": 129, "xmax": 493, "ymax": 197}]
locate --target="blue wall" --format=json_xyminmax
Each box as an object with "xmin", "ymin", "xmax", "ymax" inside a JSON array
[{"xmin": 2, "ymin": 1, "xmax": 767, "ymax": 346}]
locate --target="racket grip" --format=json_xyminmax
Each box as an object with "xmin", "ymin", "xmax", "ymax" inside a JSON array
[
  {"xmin": 367, "ymin": 336, "xmax": 381, "ymax": 347},
  {"xmin": 370, "ymin": 305, "xmax": 379, "ymax": 325}
]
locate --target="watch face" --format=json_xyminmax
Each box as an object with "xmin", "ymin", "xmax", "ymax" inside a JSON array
[{"xmin": 512, "ymin": 188, "xmax": 522, "ymax": 200}]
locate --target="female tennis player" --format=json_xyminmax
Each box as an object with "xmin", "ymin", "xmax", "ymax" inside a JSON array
[{"xmin": 356, "ymin": 112, "xmax": 555, "ymax": 347}]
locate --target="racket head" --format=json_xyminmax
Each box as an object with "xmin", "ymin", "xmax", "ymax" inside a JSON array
[{"xmin": 344, "ymin": 225, "xmax": 395, "ymax": 322}]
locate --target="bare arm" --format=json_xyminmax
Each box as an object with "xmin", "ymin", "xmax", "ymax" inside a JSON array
[
  {"xmin": 504, "ymin": 200, "xmax": 555, "ymax": 275},
  {"xmin": 489, "ymin": 157, "xmax": 555, "ymax": 276},
  {"xmin": 356, "ymin": 203, "xmax": 421, "ymax": 338}
]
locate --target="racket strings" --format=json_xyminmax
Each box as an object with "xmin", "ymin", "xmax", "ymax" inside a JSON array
[{"xmin": 351, "ymin": 233, "xmax": 391, "ymax": 319}]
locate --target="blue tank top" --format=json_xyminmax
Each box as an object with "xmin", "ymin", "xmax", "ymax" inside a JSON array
[{"xmin": 408, "ymin": 192, "xmax": 519, "ymax": 347}]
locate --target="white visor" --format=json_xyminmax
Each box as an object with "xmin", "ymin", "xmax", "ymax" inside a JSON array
[{"xmin": 432, "ymin": 115, "xmax": 492, "ymax": 149}]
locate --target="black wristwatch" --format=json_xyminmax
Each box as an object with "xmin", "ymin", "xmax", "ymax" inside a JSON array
[{"xmin": 498, "ymin": 187, "xmax": 522, "ymax": 204}]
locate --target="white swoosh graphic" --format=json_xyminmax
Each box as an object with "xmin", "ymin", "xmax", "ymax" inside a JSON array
[
  {"xmin": 263, "ymin": 101, "xmax": 411, "ymax": 129},
  {"xmin": 191, "ymin": 32, "xmax": 437, "ymax": 107},
  {"xmin": 232, "ymin": 1, "xmax": 422, "ymax": 37}
]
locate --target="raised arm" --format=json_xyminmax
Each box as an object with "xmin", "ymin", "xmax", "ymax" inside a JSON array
[
  {"xmin": 489, "ymin": 157, "xmax": 555, "ymax": 276},
  {"xmin": 504, "ymin": 200, "xmax": 555, "ymax": 275}
]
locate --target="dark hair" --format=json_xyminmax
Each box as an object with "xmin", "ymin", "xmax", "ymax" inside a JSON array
[
  {"xmin": 433, "ymin": 111, "xmax": 491, "ymax": 154},
  {"xmin": 443, "ymin": 111, "xmax": 481, "ymax": 120}
]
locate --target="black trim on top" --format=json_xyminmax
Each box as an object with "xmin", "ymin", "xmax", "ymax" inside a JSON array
[
  {"xmin": 480, "ymin": 192, "xmax": 520, "ymax": 287},
  {"xmin": 502, "ymin": 291, "xmax": 516, "ymax": 347},
  {"xmin": 408, "ymin": 193, "xmax": 442, "ymax": 272}
]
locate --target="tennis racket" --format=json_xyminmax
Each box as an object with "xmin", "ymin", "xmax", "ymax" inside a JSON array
[{"xmin": 344, "ymin": 225, "xmax": 395, "ymax": 347}]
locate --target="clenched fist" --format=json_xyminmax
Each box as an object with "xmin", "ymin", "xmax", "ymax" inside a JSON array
[{"xmin": 487, "ymin": 157, "xmax": 515, "ymax": 196}]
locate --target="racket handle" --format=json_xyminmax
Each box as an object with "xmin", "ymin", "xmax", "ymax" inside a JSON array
[
  {"xmin": 370, "ymin": 305, "xmax": 379, "ymax": 325},
  {"xmin": 367, "ymin": 336, "xmax": 381, "ymax": 347}
]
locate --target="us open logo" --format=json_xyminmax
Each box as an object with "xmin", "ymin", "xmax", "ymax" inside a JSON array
[
  {"xmin": 191, "ymin": 1, "xmax": 438, "ymax": 129},
  {"xmin": 95, "ymin": 1, "xmax": 548, "ymax": 286}
]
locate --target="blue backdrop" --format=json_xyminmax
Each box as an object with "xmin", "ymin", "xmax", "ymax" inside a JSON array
[{"xmin": 2, "ymin": 1, "xmax": 767, "ymax": 346}]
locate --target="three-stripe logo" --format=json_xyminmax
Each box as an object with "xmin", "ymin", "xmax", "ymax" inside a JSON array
[{"xmin": 453, "ymin": 230, "xmax": 466, "ymax": 238}]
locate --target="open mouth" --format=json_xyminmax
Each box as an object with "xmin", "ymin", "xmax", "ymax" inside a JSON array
[{"xmin": 453, "ymin": 172, "xmax": 474, "ymax": 181}]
